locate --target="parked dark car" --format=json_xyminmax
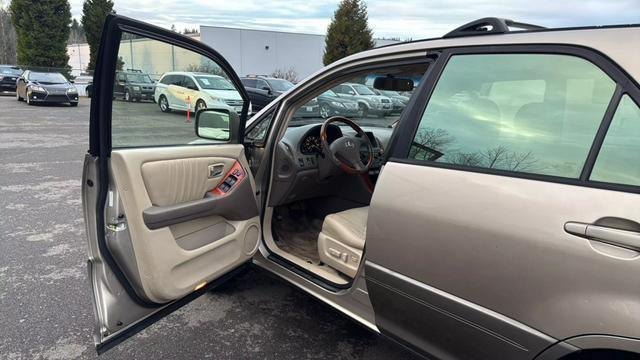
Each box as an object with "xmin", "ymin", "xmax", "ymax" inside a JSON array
[
  {"xmin": 16, "ymin": 71, "xmax": 78, "ymax": 106},
  {"xmin": 86, "ymin": 82, "xmax": 93, "ymax": 98},
  {"xmin": 0, "ymin": 65, "xmax": 23, "ymax": 92},
  {"xmin": 241, "ymin": 75, "xmax": 294, "ymax": 111},
  {"xmin": 317, "ymin": 89, "xmax": 360, "ymax": 118},
  {"xmin": 114, "ymin": 70, "xmax": 156, "ymax": 102}
]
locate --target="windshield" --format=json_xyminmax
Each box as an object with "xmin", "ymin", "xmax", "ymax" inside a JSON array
[
  {"xmin": 28, "ymin": 72, "xmax": 67, "ymax": 84},
  {"xmin": 126, "ymin": 74, "xmax": 153, "ymax": 84},
  {"xmin": 352, "ymin": 84, "xmax": 375, "ymax": 95},
  {"xmin": 195, "ymin": 76, "xmax": 236, "ymax": 90},
  {"xmin": 267, "ymin": 79, "xmax": 294, "ymax": 92},
  {"xmin": 0, "ymin": 67, "xmax": 22, "ymax": 75},
  {"xmin": 290, "ymin": 64, "xmax": 429, "ymax": 128}
]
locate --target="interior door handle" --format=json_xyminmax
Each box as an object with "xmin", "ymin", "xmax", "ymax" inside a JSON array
[{"xmin": 565, "ymin": 221, "xmax": 640, "ymax": 251}]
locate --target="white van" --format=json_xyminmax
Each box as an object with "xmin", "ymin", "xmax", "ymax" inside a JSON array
[{"xmin": 154, "ymin": 71, "xmax": 243, "ymax": 113}]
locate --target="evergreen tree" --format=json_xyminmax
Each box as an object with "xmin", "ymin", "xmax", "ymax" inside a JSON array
[
  {"xmin": 81, "ymin": 0, "xmax": 114, "ymax": 70},
  {"xmin": 69, "ymin": 18, "xmax": 86, "ymax": 44},
  {"xmin": 10, "ymin": 0, "xmax": 72, "ymax": 75},
  {"xmin": 323, "ymin": 0, "xmax": 374, "ymax": 65}
]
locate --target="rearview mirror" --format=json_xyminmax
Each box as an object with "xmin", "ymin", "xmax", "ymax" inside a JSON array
[
  {"xmin": 373, "ymin": 76, "xmax": 414, "ymax": 92},
  {"xmin": 195, "ymin": 108, "xmax": 238, "ymax": 141}
]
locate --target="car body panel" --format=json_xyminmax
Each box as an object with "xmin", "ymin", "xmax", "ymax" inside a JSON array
[{"xmin": 367, "ymin": 162, "xmax": 640, "ymax": 357}]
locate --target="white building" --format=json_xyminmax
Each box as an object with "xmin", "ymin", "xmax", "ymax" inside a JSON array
[
  {"xmin": 200, "ymin": 25, "xmax": 399, "ymax": 80},
  {"xmin": 67, "ymin": 27, "xmax": 399, "ymax": 80}
]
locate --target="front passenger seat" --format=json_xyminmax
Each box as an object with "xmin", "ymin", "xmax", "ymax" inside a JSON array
[{"xmin": 318, "ymin": 207, "xmax": 368, "ymax": 278}]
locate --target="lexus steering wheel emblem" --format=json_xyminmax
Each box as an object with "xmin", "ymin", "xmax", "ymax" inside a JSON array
[{"xmin": 345, "ymin": 140, "xmax": 355, "ymax": 149}]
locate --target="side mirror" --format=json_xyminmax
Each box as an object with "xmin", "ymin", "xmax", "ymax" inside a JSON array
[
  {"xmin": 348, "ymin": 91, "xmax": 356, "ymax": 95},
  {"xmin": 70, "ymin": 80, "xmax": 75, "ymax": 84},
  {"xmin": 195, "ymin": 108, "xmax": 238, "ymax": 142},
  {"xmin": 261, "ymin": 86, "xmax": 272, "ymax": 95}
]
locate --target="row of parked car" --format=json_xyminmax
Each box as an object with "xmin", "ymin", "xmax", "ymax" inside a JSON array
[
  {"xmin": 107, "ymin": 69, "xmax": 410, "ymax": 120},
  {"xmin": 2, "ymin": 62, "xmax": 411, "ymax": 118},
  {"xmin": 242, "ymin": 74, "xmax": 411, "ymax": 118},
  {"xmin": 1, "ymin": 65, "xmax": 79, "ymax": 106}
]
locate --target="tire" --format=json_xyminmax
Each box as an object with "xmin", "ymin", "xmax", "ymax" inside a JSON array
[
  {"xmin": 320, "ymin": 104, "xmax": 330, "ymax": 119},
  {"xmin": 70, "ymin": 102, "xmax": 78, "ymax": 107},
  {"xmin": 159, "ymin": 95, "xmax": 171, "ymax": 113},
  {"xmin": 358, "ymin": 103, "xmax": 368, "ymax": 118},
  {"xmin": 195, "ymin": 100, "xmax": 207, "ymax": 113},
  {"xmin": 124, "ymin": 90, "xmax": 131, "ymax": 102}
]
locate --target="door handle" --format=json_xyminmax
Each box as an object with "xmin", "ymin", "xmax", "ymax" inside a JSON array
[{"xmin": 565, "ymin": 221, "xmax": 640, "ymax": 251}]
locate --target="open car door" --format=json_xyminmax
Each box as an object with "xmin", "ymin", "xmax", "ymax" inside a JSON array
[{"xmin": 82, "ymin": 15, "xmax": 261, "ymax": 352}]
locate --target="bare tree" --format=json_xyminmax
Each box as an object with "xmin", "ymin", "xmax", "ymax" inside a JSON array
[
  {"xmin": 271, "ymin": 67, "xmax": 299, "ymax": 83},
  {"xmin": 480, "ymin": 145, "xmax": 510, "ymax": 169},
  {"xmin": 0, "ymin": 5, "xmax": 17, "ymax": 64},
  {"xmin": 185, "ymin": 62, "xmax": 228, "ymax": 78},
  {"xmin": 409, "ymin": 127, "xmax": 454, "ymax": 160}
]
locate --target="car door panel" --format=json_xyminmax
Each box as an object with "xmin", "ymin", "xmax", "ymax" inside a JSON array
[
  {"xmin": 367, "ymin": 162, "xmax": 640, "ymax": 358},
  {"xmin": 108, "ymin": 145, "xmax": 259, "ymax": 303},
  {"xmin": 84, "ymin": 14, "xmax": 254, "ymax": 351}
]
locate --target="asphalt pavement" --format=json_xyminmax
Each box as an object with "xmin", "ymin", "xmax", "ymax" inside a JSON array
[{"xmin": 0, "ymin": 94, "xmax": 419, "ymax": 359}]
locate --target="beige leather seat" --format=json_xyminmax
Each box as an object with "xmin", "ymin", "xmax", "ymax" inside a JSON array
[{"xmin": 318, "ymin": 206, "xmax": 368, "ymax": 278}]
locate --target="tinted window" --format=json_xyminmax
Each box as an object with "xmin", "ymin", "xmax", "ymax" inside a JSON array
[
  {"xmin": 242, "ymin": 78, "xmax": 257, "ymax": 88},
  {"xmin": 160, "ymin": 74, "xmax": 173, "ymax": 85},
  {"xmin": 409, "ymin": 54, "xmax": 616, "ymax": 178},
  {"xmin": 591, "ymin": 95, "xmax": 640, "ymax": 186},
  {"xmin": 256, "ymin": 79, "xmax": 268, "ymax": 90},
  {"xmin": 267, "ymin": 79, "xmax": 293, "ymax": 92},
  {"xmin": 183, "ymin": 76, "xmax": 197, "ymax": 89}
]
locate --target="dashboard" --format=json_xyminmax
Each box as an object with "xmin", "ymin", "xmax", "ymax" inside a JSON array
[
  {"xmin": 300, "ymin": 125, "xmax": 343, "ymax": 155},
  {"xmin": 269, "ymin": 123, "xmax": 393, "ymax": 207},
  {"xmin": 279, "ymin": 123, "xmax": 392, "ymax": 171}
]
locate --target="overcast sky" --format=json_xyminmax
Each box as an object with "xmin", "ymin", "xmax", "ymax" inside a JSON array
[{"xmin": 68, "ymin": 0, "xmax": 640, "ymax": 39}]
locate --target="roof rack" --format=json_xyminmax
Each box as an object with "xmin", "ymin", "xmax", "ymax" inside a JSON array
[{"xmin": 443, "ymin": 17, "xmax": 546, "ymax": 39}]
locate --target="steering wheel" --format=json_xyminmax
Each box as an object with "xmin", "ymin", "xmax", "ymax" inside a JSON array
[{"xmin": 320, "ymin": 116, "xmax": 374, "ymax": 174}]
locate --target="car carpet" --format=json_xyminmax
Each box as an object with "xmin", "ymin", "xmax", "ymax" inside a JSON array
[{"xmin": 272, "ymin": 206, "xmax": 324, "ymax": 265}]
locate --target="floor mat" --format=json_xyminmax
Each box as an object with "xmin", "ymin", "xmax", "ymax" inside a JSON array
[{"xmin": 273, "ymin": 208, "xmax": 323, "ymax": 264}]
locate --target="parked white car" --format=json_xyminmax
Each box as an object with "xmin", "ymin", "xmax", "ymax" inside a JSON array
[{"xmin": 154, "ymin": 71, "xmax": 244, "ymax": 114}]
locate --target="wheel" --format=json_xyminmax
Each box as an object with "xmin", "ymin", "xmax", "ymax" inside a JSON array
[
  {"xmin": 358, "ymin": 103, "xmax": 368, "ymax": 118},
  {"xmin": 159, "ymin": 95, "xmax": 171, "ymax": 113},
  {"xmin": 124, "ymin": 90, "xmax": 131, "ymax": 102},
  {"xmin": 195, "ymin": 99, "xmax": 207, "ymax": 112},
  {"xmin": 320, "ymin": 104, "xmax": 330, "ymax": 118},
  {"xmin": 70, "ymin": 102, "xmax": 78, "ymax": 107},
  {"xmin": 16, "ymin": 90, "xmax": 22, "ymax": 101}
]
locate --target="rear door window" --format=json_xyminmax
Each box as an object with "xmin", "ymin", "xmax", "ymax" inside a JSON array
[
  {"xmin": 409, "ymin": 53, "xmax": 616, "ymax": 178},
  {"xmin": 590, "ymin": 95, "xmax": 640, "ymax": 186}
]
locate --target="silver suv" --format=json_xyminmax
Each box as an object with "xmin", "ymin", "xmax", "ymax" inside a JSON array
[{"xmin": 84, "ymin": 16, "xmax": 640, "ymax": 358}]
